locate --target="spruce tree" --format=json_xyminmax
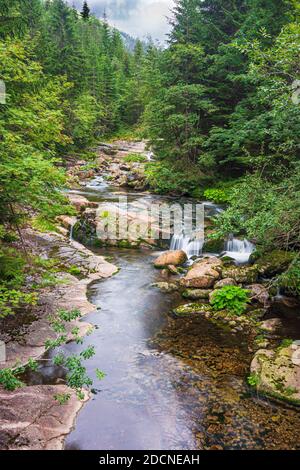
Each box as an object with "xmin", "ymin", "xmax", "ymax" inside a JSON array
[{"xmin": 81, "ymin": 1, "xmax": 90, "ymax": 20}]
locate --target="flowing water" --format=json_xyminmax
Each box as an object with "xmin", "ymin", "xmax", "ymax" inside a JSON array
[
  {"xmin": 33, "ymin": 178, "xmax": 300, "ymax": 450},
  {"xmin": 224, "ymin": 237, "xmax": 255, "ymax": 264}
]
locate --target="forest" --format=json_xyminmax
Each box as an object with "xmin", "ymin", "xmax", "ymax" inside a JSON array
[{"xmin": 0, "ymin": 0, "xmax": 300, "ymax": 453}]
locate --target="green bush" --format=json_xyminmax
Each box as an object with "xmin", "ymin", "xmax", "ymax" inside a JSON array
[
  {"xmin": 215, "ymin": 171, "xmax": 300, "ymax": 251},
  {"xmin": 210, "ymin": 285, "xmax": 249, "ymax": 316},
  {"xmin": 145, "ymin": 161, "xmax": 207, "ymax": 195},
  {"xmin": 203, "ymin": 188, "xmax": 229, "ymax": 204}
]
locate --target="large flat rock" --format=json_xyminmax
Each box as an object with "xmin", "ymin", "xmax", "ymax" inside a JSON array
[{"xmin": 0, "ymin": 385, "xmax": 88, "ymax": 450}]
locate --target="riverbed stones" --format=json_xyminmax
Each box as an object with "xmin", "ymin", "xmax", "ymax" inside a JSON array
[
  {"xmin": 180, "ymin": 257, "xmax": 222, "ymax": 289},
  {"xmin": 250, "ymin": 345, "xmax": 300, "ymax": 405},
  {"xmin": 154, "ymin": 250, "xmax": 187, "ymax": 268}
]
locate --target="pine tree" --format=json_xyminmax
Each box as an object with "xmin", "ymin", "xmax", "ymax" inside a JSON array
[{"xmin": 80, "ymin": 1, "xmax": 90, "ymax": 20}]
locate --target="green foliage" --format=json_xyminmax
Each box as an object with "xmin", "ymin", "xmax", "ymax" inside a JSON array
[
  {"xmin": 68, "ymin": 265, "xmax": 82, "ymax": 276},
  {"xmin": 0, "ymin": 367, "xmax": 25, "ymax": 391},
  {"xmin": 203, "ymin": 188, "xmax": 229, "ymax": 204},
  {"xmin": 0, "ymin": 247, "xmax": 38, "ymax": 317},
  {"xmin": 215, "ymin": 171, "xmax": 300, "ymax": 251},
  {"xmin": 0, "ymin": 0, "xmax": 151, "ymax": 232},
  {"xmin": 247, "ymin": 372, "xmax": 260, "ymax": 388},
  {"xmin": 54, "ymin": 393, "xmax": 71, "ymax": 405},
  {"xmin": 0, "ymin": 357, "xmax": 38, "ymax": 391},
  {"xmin": 277, "ymin": 338, "xmax": 293, "ymax": 350},
  {"xmin": 0, "ymin": 307, "xmax": 104, "ymax": 402},
  {"xmin": 145, "ymin": 161, "xmax": 207, "ymax": 195},
  {"xmin": 123, "ymin": 153, "xmax": 147, "ymax": 163},
  {"xmin": 210, "ymin": 285, "xmax": 249, "ymax": 316},
  {"xmin": 0, "ymin": 287, "xmax": 38, "ymax": 317}
]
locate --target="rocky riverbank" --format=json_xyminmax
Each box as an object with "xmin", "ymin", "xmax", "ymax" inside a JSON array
[
  {"xmin": 1, "ymin": 139, "xmax": 299, "ymax": 451},
  {"xmin": 0, "ymin": 215, "xmax": 117, "ymax": 450},
  {"xmin": 152, "ymin": 249, "xmax": 300, "ymax": 406}
]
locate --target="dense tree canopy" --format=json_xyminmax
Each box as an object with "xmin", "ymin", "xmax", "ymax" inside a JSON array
[
  {"xmin": 0, "ymin": 0, "xmax": 299, "ymax": 254},
  {"xmin": 0, "ymin": 0, "xmax": 147, "ymax": 229}
]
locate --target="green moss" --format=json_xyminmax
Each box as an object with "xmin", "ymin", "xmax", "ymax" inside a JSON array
[
  {"xmin": 182, "ymin": 289, "xmax": 211, "ymax": 300},
  {"xmin": 256, "ymin": 250, "xmax": 296, "ymax": 276},
  {"xmin": 202, "ymin": 237, "xmax": 225, "ymax": 253},
  {"xmin": 173, "ymin": 302, "xmax": 212, "ymax": 317}
]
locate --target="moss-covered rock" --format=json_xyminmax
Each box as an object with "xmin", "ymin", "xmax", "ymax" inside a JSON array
[
  {"xmin": 250, "ymin": 343, "xmax": 300, "ymax": 406},
  {"xmin": 173, "ymin": 302, "xmax": 212, "ymax": 317},
  {"xmin": 202, "ymin": 237, "xmax": 225, "ymax": 253},
  {"xmin": 255, "ymin": 250, "xmax": 296, "ymax": 277},
  {"xmin": 221, "ymin": 265, "xmax": 259, "ymax": 284},
  {"xmin": 151, "ymin": 282, "xmax": 179, "ymax": 293},
  {"xmin": 182, "ymin": 289, "xmax": 212, "ymax": 300},
  {"xmin": 214, "ymin": 278, "xmax": 237, "ymax": 288}
]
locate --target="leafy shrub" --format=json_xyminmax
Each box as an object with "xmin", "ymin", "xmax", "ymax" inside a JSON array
[
  {"xmin": 210, "ymin": 285, "xmax": 249, "ymax": 315},
  {"xmin": 123, "ymin": 153, "xmax": 147, "ymax": 163},
  {"xmin": 247, "ymin": 372, "xmax": 260, "ymax": 387},
  {"xmin": 204, "ymin": 188, "xmax": 229, "ymax": 204},
  {"xmin": 0, "ymin": 287, "xmax": 38, "ymax": 317},
  {"xmin": 215, "ymin": 171, "xmax": 300, "ymax": 251}
]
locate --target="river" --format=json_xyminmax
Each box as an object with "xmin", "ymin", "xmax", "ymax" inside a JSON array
[{"xmin": 34, "ymin": 177, "xmax": 300, "ymax": 450}]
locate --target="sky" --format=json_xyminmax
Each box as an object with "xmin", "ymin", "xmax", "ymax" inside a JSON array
[{"xmin": 69, "ymin": 0, "xmax": 175, "ymax": 42}]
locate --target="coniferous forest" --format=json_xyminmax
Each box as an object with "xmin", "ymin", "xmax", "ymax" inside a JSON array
[{"xmin": 0, "ymin": 0, "xmax": 300, "ymax": 454}]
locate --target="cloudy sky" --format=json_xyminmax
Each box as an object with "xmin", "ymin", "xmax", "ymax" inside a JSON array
[{"xmin": 69, "ymin": 0, "xmax": 175, "ymax": 41}]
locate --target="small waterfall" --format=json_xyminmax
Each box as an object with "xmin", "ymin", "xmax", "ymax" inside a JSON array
[
  {"xmin": 224, "ymin": 237, "xmax": 255, "ymax": 264},
  {"xmin": 69, "ymin": 222, "xmax": 75, "ymax": 241},
  {"xmin": 170, "ymin": 233, "xmax": 203, "ymax": 259},
  {"xmin": 145, "ymin": 151, "xmax": 154, "ymax": 161}
]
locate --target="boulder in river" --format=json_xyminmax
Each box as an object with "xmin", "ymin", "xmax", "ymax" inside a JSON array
[
  {"xmin": 151, "ymin": 282, "xmax": 179, "ymax": 293},
  {"xmin": 56, "ymin": 215, "xmax": 77, "ymax": 230},
  {"xmin": 182, "ymin": 288, "xmax": 212, "ymax": 300},
  {"xmin": 214, "ymin": 278, "xmax": 237, "ymax": 288},
  {"xmin": 154, "ymin": 250, "xmax": 187, "ymax": 268},
  {"xmin": 68, "ymin": 193, "xmax": 98, "ymax": 212},
  {"xmin": 250, "ymin": 343, "xmax": 300, "ymax": 405},
  {"xmin": 247, "ymin": 283, "xmax": 270, "ymax": 307},
  {"xmin": 259, "ymin": 318, "xmax": 282, "ymax": 332},
  {"xmin": 180, "ymin": 257, "xmax": 222, "ymax": 289},
  {"xmin": 173, "ymin": 302, "xmax": 212, "ymax": 317}
]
